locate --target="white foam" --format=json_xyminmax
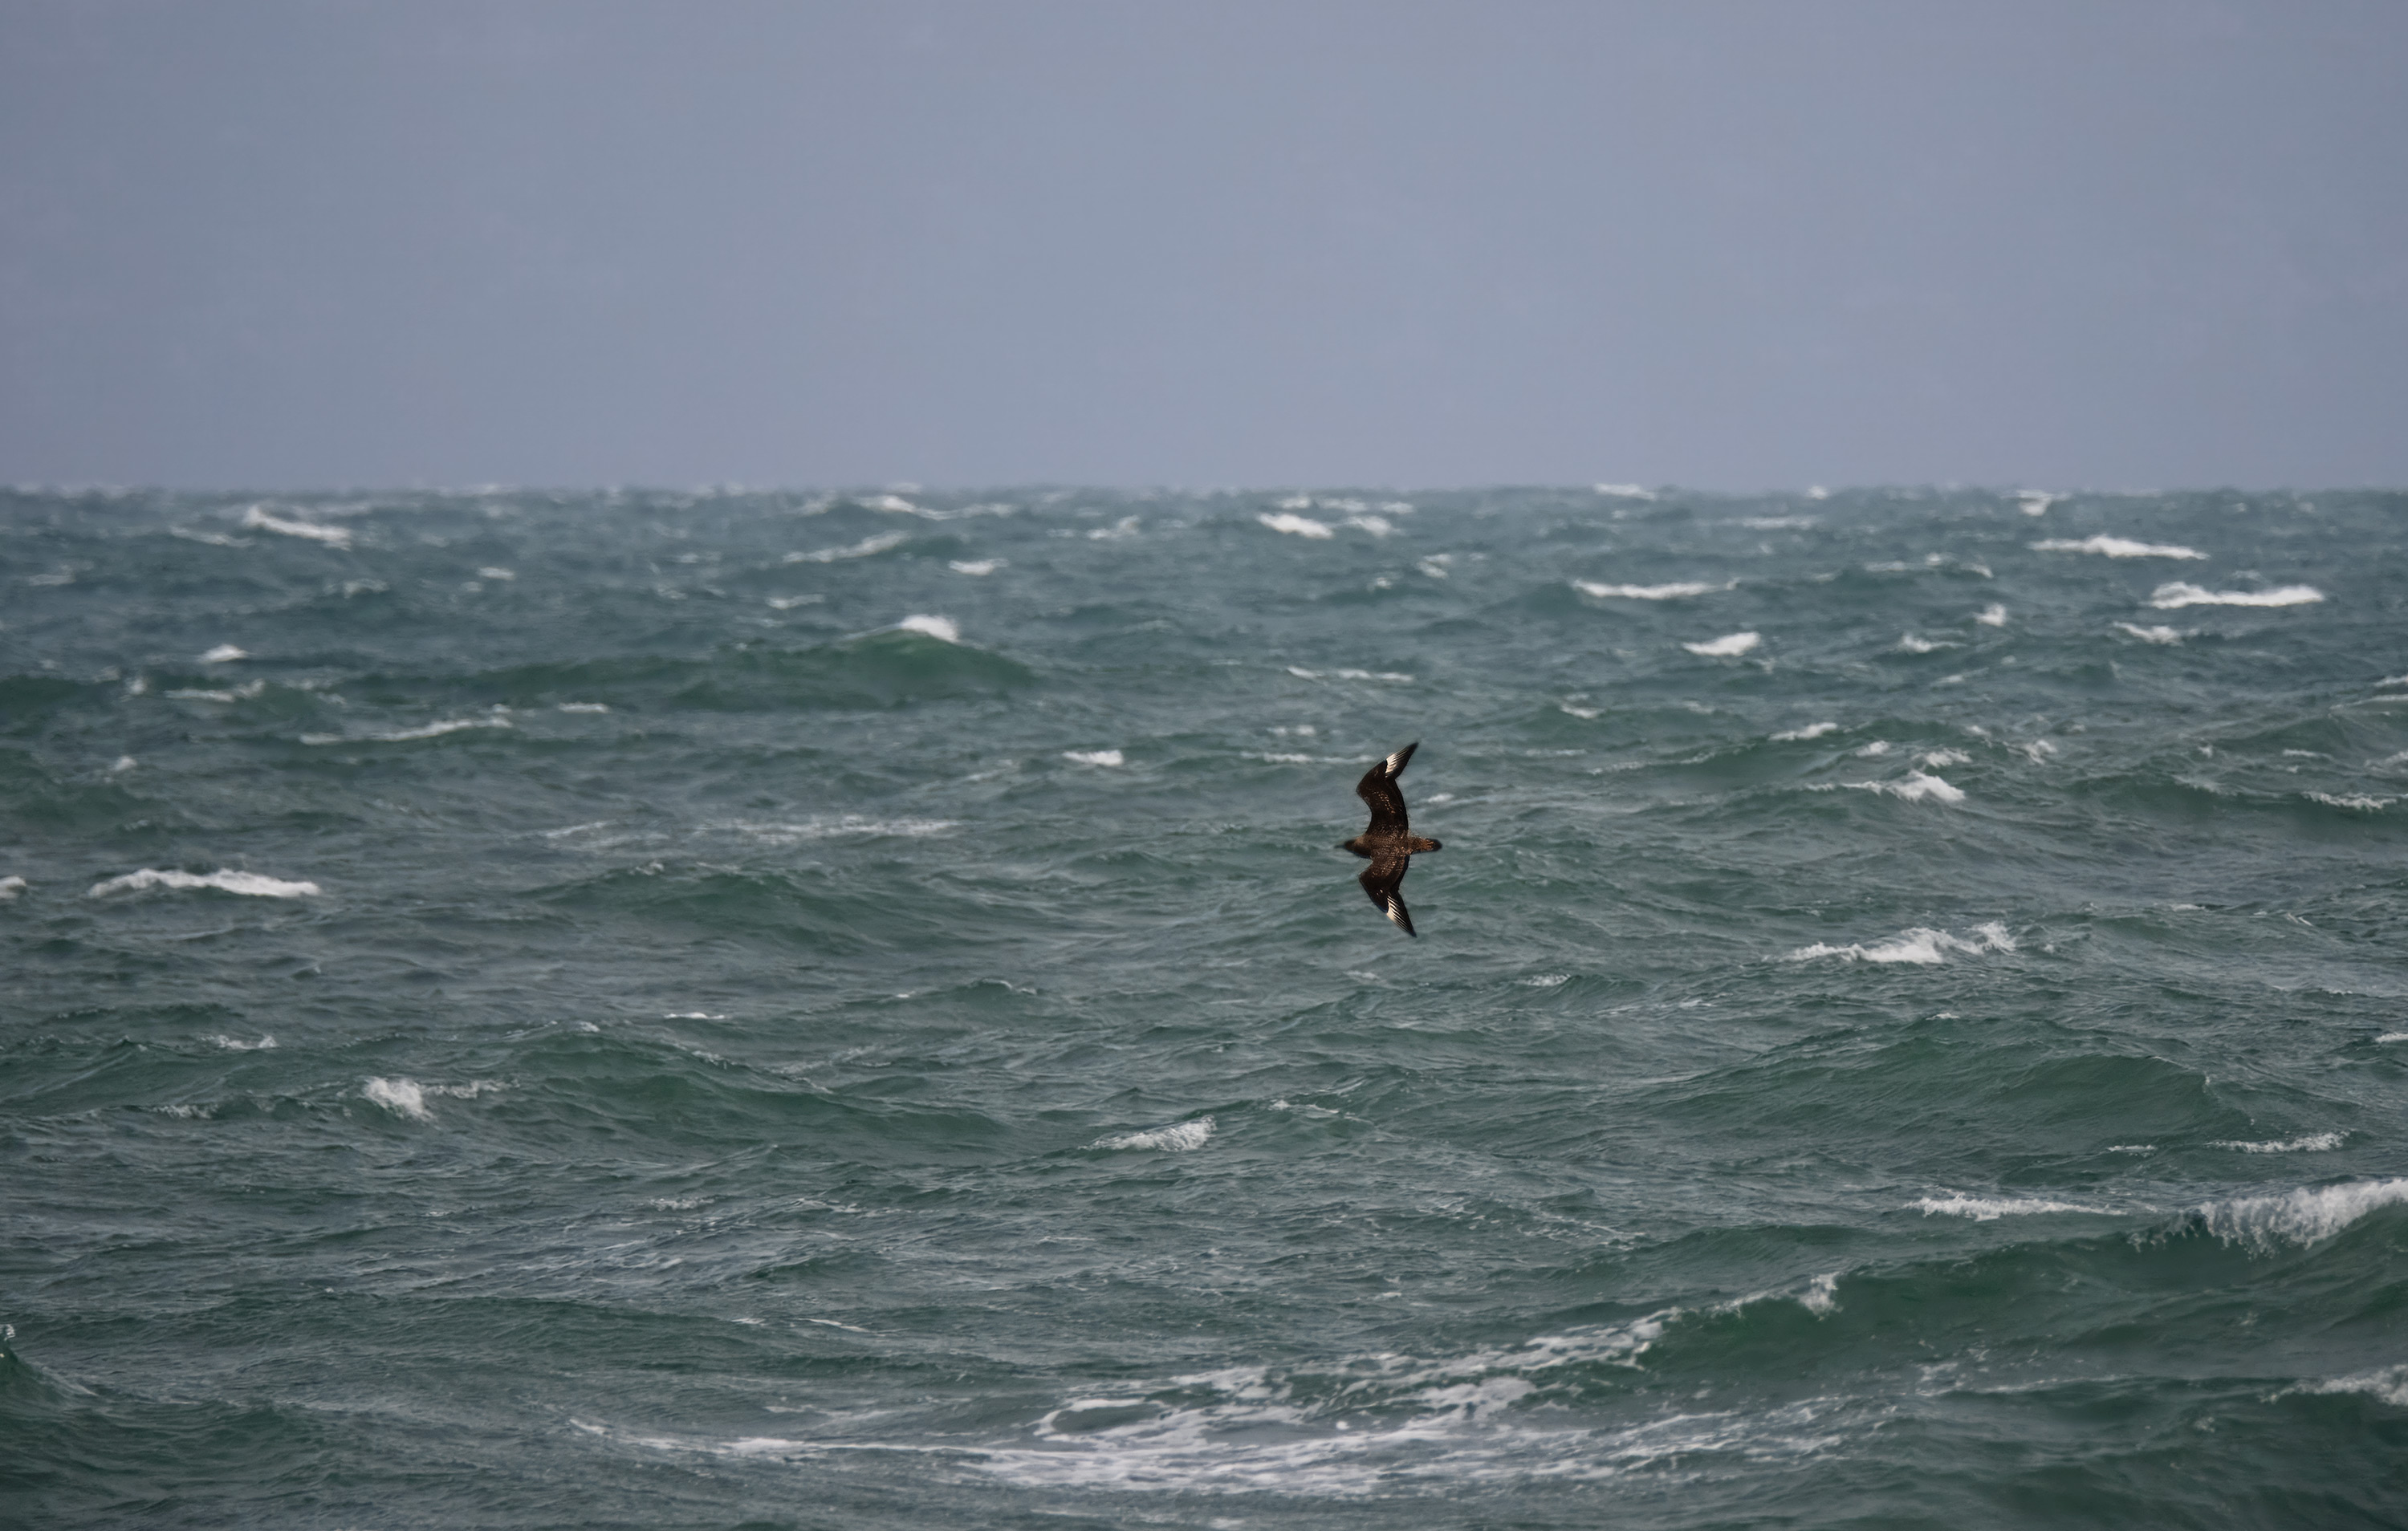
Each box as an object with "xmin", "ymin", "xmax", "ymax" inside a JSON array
[
  {"xmin": 1088, "ymin": 515, "xmax": 1141, "ymax": 541},
  {"xmin": 301, "ymin": 717, "xmax": 510, "ymax": 745},
  {"xmin": 2032, "ymin": 535, "xmax": 2205, "ymax": 559},
  {"xmin": 897, "ymin": 615, "xmax": 959, "ymax": 643},
  {"xmin": 364, "ymin": 1077, "xmax": 430, "ymax": 1120},
  {"xmin": 1741, "ymin": 516, "xmax": 1816, "ymax": 529},
  {"xmin": 0, "ymin": 875, "xmax": 24, "ymax": 900},
  {"xmin": 1799, "ymin": 1273, "xmax": 1841, "ymax": 1315},
  {"xmin": 2198, "ymin": 1178, "xmax": 2408, "ymax": 1249},
  {"xmin": 1593, "ymin": 483, "xmax": 1657, "ymax": 499},
  {"xmin": 478, "ymin": 567, "xmax": 515, "ymax": 581},
  {"xmin": 1898, "ymin": 634, "xmax": 1959, "ymax": 655},
  {"xmin": 2211, "ymin": 1132, "xmax": 2345, "ymax": 1154},
  {"xmin": 204, "ymin": 1034, "xmax": 277, "ymax": 1051},
  {"xmin": 2015, "ymin": 491, "xmax": 2060, "ymax": 516},
  {"xmin": 1683, "ymin": 631, "xmax": 1760, "ymax": 657},
  {"xmin": 1286, "ymin": 667, "xmax": 1413, "ymax": 683},
  {"xmin": 1914, "ymin": 1194, "xmax": 2106, "ymax": 1220},
  {"xmin": 2150, "ymin": 582, "xmax": 2323, "ymax": 609},
  {"xmin": 1774, "ymin": 722, "xmax": 1840, "ymax": 741},
  {"xmin": 1259, "ymin": 512, "xmax": 1333, "ymax": 538},
  {"xmin": 1519, "ymin": 973, "xmax": 1571, "ymax": 988},
  {"xmin": 1064, "ymin": 749, "xmax": 1124, "ymax": 767},
  {"xmin": 765, "ymin": 594, "xmax": 822, "ymax": 609},
  {"xmin": 1788, "ymin": 922, "xmax": 2014, "ymax": 965},
  {"xmin": 2307, "ymin": 793, "xmax": 2392, "ymax": 811},
  {"xmin": 1918, "ymin": 749, "xmax": 1971, "ymax": 768},
  {"xmin": 88, "ymin": 868, "xmax": 320, "ymax": 899},
  {"xmin": 110, "ymin": 755, "xmax": 136, "ymax": 773},
  {"xmin": 2291, "ymin": 1366, "xmax": 2408, "ymax": 1409},
  {"xmin": 2114, "ymin": 622, "xmax": 2186, "ymax": 644},
  {"xmin": 786, "ymin": 531, "xmax": 908, "ymax": 562},
  {"xmin": 1092, "ymin": 1117, "xmax": 1215, "ymax": 1152},
  {"xmin": 715, "ymin": 817, "xmax": 958, "ymax": 845},
  {"xmin": 557, "ymin": 702, "xmax": 610, "ymax": 713},
  {"xmin": 200, "ymin": 644, "xmax": 248, "ymax": 664},
  {"xmin": 2377, "ymin": 1033, "xmax": 2408, "ymax": 1045},
  {"xmin": 1417, "ymin": 556, "xmax": 1450, "ymax": 579},
  {"xmin": 241, "ymin": 506, "xmax": 352, "ymax": 547},
  {"xmin": 949, "ymin": 559, "xmax": 1004, "ymax": 575},
  {"xmin": 1858, "ymin": 771, "xmax": 1966, "ymax": 804},
  {"xmin": 1856, "ymin": 741, "xmax": 1893, "ymax": 757},
  {"xmin": 1344, "ymin": 514, "xmax": 1395, "ymax": 537},
  {"xmin": 1975, "ymin": 603, "xmax": 2007, "ymax": 627},
  {"xmin": 166, "ymin": 681, "xmax": 266, "ymax": 702},
  {"xmin": 861, "ymin": 493, "xmax": 921, "ymax": 515},
  {"xmin": 1573, "ymin": 580, "xmax": 1727, "ymax": 600}
]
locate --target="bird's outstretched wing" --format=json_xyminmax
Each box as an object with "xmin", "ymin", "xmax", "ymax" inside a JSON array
[
  {"xmin": 1358, "ymin": 853, "xmax": 1417, "ymax": 937},
  {"xmin": 1354, "ymin": 741, "xmax": 1418, "ymax": 835}
]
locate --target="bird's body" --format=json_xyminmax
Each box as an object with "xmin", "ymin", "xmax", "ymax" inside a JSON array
[{"xmin": 1340, "ymin": 741, "xmax": 1441, "ymax": 936}]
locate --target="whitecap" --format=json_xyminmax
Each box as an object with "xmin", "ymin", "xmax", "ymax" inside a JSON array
[
  {"xmin": 1975, "ymin": 603, "xmax": 2007, "ymax": 627},
  {"xmin": 1417, "ymin": 556, "xmax": 1451, "ymax": 579},
  {"xmin": 1064, "ymin": 749, "xmax": 1124, "ymax": 767},
  {"xmin": 2307, "ymin": 793, "xmax": 2391, "ymax": 811},
  {"xmin": 785, "ymin": 532, "xmax": 908, "ymax": 563},
  {"xmin": 167, "ymin": 681, "xmax": 266, "ymax": 703},
  {"xmin": 2198, "ymin": 1178, "xmax": 2408, "ymax": 1249},
  {"xmin": 897, "ymin": 615, "xmax": 958, "ymax": 643},
  {"xmin": 1088, "ymin": 516, "xmax": 1141, "ymax": 541},
  {"xmin": 1857, "ymin": 772, "xmax": 1966, "ymax": 804},
  {"xmin": 1258, "ymin": 513, "xmax": 1333, "ymax": 539},
  {"xmin": 2015, "ymin": 491, "xmax": 2060, "ymax": 516},
  {"xmin": 88, "ymin": 868, "xmax": 320, "ymax": 899},
  {"xmin": 204, "ymin": 1034, "xmax": 277, "ymax": 1051},
  {"xmin": 2377, "ymin": 1033, "xmax": 2408, "ymax": 1045},
  {"xmin": 478, "ymin": 567, "xmax": 515, "ymax": 581},
  {"xmin": 364, "ymin": 1077, "xmax": 430, "ymax": 1121},
  {"xmin": 0, "ymin": 875, "xmax": 23, "ymax": 900},
  {"xmin": 1573, "ymin": 580, "xmax": 1727, "ymax": 600},
  {"xmin": 2114, "ymin": 623, "xmax": 2186, "ymax": 644},
  {"xmin": 1683, "ymin": 631, "xmax": 1760, "ymax": 657},
  {"xmin": 765, "ymin": 595, "xmax": 822, "ymax": 609},
  {"xmin": 1092, "ymin": 1117, "xmax": 1215, "ymax": 1152},
  {"xmin": 200, "ymin": 644, "xmax": 248, "ymax": 664},
  {"xmin": 1897, "ymin": 635, "xmax": 1956, "ymax": 654},
  {"xmin": 2288, "ymin": 1366, "xmax": 2408, "ymax": 1409},
  {"xmin": 1798, "ymin": 1273, "xmax": 1841, "ymax": 1315},
  {"xmin": 1593, "ymin": 483, "xmax": 1657, "ymax": 499},
  {"xmin": 1740, "ymin": 516, "xmax": 1815, "ymax": 530},
  {"xmin": 1787, "ymin": 923, "xmax": 2013, "ymax": 964},
  {"xmin": 1773, "ymin": 722, "xmax": 1840, "ymax": 741},
  {"xmin": 557, "ymin": 702, "xmax": 610, "ymax": 713},
  {"xmin": 2149, "ymin": 583, "xmax": 2323, "ymax": 609},
  {"xmin": 301, "ymin": 717, "xmax": 510, "ymax": 745},
  {"xmin": 949, "ymin": 559, "xmax": 1004, "ymax": 575},
  {"xmin": 1918, "ymin": 749, "xmax": 1970, "ymax": 768},
  {"xmin": 1344, "ymin": 514, "xmax": 1394, "ymax": 537},
  {"xmin": 2032, "ymin": 534, "xmax": 2206, "ymax": 559},
  {"xmin": 1915, "ymin": 1194, "xmax": 2105, "ymax": 1220},
  {"xmin": 2210, "ymin": 1132, "xmax": 2345, "ymax": 1154},
  {"xmin": 242, "ymin": 506, "xmax": 352, "ymax": 547}
]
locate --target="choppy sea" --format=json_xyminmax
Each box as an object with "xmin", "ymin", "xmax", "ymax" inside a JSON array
[{"xmin": 5, "ymin": 484, "xmax": 2406, "ymax": 1528}]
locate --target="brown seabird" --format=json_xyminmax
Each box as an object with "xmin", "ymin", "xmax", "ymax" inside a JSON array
[{"xmin": 1338, "ymin": 741, "xmax": 1442, "ymax": 936}]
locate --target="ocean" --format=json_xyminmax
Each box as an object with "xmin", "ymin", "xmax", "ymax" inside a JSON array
[{"xmin": 4, "ymin": 483, "xmax": 2406, "ymax": 1528}]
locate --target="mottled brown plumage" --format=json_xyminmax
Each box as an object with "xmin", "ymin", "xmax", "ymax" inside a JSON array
[{"xmin": 1337, "ymin": 741, "xmax": 1442, "ymax": 936}]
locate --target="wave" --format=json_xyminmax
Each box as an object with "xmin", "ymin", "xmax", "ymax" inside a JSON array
[
  {"xmin": 1091, "ymin": 1117, "xmax": 1214, "ymax": 1152},
  {"xmin": 1786, "ymin": 922, "xmax": 2013, "ymax": 964},
  {"xmin": 241, "ymin": 506, "xmax": 352, "ymax": 546},
  {"xmin": 2032, "ymin": 535, "xmax": 2206, "ymax": 559},
  {"xmin": 1258, "ymin": 513, "xmax": 1333, "ymax": 538},
  {"xmin": 2148, "ymin": 582, "xmax": 2323, "ymax": 608},
  {"xmin": 1683, "ymin": 631, "xmax": 1760, "ymax": 657},
  {"xmin": 87, "ymin": 868, "xmax": 319, "ymax": 899},
  {"xmin": 2195, "ymin": 1178, "xmax": 2408, "ymax": 1250},
  {"xmin": 1914, "ymin": 1194, "xmax": 2109, "ymax": 1220},
  {"xmin": 1573, "ymin": 579, "xmax": 1729, "ymax": 599}
]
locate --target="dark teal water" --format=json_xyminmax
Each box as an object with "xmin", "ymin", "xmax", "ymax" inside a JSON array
[{"xmin": 5, "ymin": 485, "xmax": 2406, "ymax": 1529}]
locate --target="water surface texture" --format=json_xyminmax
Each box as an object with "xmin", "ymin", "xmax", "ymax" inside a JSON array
[{"xmin": 6, "ymin": 485, "xmax": 2407, "ymax": 1527}]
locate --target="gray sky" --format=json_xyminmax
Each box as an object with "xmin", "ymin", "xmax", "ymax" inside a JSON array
[{"xmin": 4, "ymin": 1, "xmax": 2405, "ymax": 490}]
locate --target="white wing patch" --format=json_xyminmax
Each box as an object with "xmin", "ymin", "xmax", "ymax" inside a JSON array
[{"xmin": 1385, "ymin": 749, "xmax": 1409, "ymax": 774}]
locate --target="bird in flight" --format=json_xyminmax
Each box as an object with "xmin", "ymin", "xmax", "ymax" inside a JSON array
[{"xmin": 1338, "ymin": 741, "xmax": 1442, "ymax": 936}]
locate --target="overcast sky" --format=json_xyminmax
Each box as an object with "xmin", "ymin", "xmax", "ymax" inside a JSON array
[{"xmin": 4, "ymin": 2, "xmax": 2404, "ymax": 490}]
